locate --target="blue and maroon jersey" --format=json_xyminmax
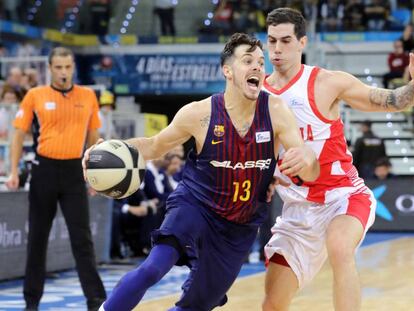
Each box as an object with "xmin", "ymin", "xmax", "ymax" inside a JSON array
[{"xmin": 179, "ymin": 91, "xmax": 277, "ymax": 225}]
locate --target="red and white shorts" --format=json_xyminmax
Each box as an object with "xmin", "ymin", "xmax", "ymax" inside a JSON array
[{"xmin": 264, "ymin": 186, "xmax": 376, "ymax": 289}]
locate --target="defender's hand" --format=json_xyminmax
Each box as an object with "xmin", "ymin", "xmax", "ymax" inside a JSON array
[{"xmin": 279, "ymin": 147, "xmax": 310, "ymax": 177}]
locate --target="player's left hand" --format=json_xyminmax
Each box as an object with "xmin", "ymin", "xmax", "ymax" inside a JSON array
[
  {"xmin": 266, "ymin": 176, "xmax": 290, "ymax": 202},
  {"xmin": 279, "ymin": 147, "xmax": 310, "ymax": 177}
]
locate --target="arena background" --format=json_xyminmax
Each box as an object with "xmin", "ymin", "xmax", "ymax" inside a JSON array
[{"xmin": 0, "ymin": 1, "xmax": 413, "ymax": 310}]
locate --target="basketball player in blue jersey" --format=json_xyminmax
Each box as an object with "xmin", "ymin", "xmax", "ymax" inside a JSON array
[{"xmin": 84, "ymin": 33, "xmax": 320, "ymax": 311}]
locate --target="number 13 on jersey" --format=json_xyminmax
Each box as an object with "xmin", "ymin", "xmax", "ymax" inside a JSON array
[{"xmin": 233, "ymin": 180, "xmax": 251, "ymax": 202}]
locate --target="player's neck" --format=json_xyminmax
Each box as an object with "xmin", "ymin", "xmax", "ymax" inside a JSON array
[
  {"xmin": 223, "ymin": 92, "xmax": 256, "ymax": 121},
  {"xmin": 268, "ymin": 62, "xmax": 302, "ymax": 89}
]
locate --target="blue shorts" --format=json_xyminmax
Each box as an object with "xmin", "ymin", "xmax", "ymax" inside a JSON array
[{"xmin": 152, "ymin": 185, "xmax": 258, "ymax": 311}]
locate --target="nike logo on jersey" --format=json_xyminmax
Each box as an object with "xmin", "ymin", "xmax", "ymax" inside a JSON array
[{"xmin": 211, "ymin": 140, "xmax": 224, "ymax": 145}]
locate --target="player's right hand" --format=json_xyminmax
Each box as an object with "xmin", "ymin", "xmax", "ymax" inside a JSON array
[
  {"xmin": 6, "ymin": 173, "xmax": 19, "ymax": 191},
  {"xmin": 82, "ymin": 138, "xmax": 104, "ymax": 181}
]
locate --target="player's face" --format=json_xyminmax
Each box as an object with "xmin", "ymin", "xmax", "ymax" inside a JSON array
[
  {"xmin": 225, "ymin": 44, "xmax": 265, "ymax": 100},
  {"xmin": 49, "ymin": 55, "xmax": 75, "ymax": 89},
  {"xmin": 267, "ymin": 23, "xmax": 306, "ymax": 71}
]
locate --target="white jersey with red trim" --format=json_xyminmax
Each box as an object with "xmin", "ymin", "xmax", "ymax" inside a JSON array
[{"xmin": 263, "ymin": 64, "xmax": 367, "ymax": 204}]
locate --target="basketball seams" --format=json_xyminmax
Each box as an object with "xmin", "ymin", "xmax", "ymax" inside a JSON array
[{"xmin": 85, "ymin": 139, "xmax": 146, "ymax": 199}]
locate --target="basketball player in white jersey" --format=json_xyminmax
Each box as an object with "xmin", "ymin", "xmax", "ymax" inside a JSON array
[{"xmin": 262, "ymin": 8, "xmax": 414, "ymax": 311}]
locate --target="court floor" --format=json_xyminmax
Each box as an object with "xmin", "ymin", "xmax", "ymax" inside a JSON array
[{"xmin": 0, "ymin": 233, "xmax": 413, "ymax": 310}]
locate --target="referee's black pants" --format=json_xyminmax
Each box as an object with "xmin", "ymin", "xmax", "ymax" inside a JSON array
[{"xmin": 24, "ymin": 156, "xmax": 106, "ymax": 308}]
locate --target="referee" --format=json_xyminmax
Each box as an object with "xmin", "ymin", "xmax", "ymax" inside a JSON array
[{"xmin": 6, "ymin": 47, "xmax": 106, "ymax": 311}]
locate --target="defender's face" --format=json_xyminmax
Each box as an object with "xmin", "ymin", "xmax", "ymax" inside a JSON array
[
  {"xmin": 49, "ymin": 55, "xmax": 75, "ymax": 88},
  {"xmin": 225, "ymin": 44, "xmax": 265, "ymax": 100},
  {"xmin": 267, "ymin": 23, "xmax": 306, "ymax": 71}
]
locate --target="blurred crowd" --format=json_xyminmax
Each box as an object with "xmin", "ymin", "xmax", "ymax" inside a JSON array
[
  {"xmin": 0, "ymin": 0, "xmax": 111, "ymax": 35},
  {"xmin": 2, "ymin": 0, "xmax": 414, "ymax": 36},
  {"xmin": 200, "ymin": 0, "xmax": 414, "ymax": 35}
]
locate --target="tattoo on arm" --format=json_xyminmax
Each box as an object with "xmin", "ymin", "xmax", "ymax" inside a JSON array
[
  {"xmin": 369, "ymin": 83, "xmax": 414, "ymax": 111},
  {"xmin": 200, "ymin": 115, "xmax": 210, "ymax": 128}
]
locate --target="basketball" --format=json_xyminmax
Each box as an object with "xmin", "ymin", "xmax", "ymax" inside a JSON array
[{"xmin": 85, "ymin": 139, "xmax": 146, "ymax": 199}]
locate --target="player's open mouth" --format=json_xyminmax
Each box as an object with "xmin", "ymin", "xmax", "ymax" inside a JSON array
[{"xmin": 247, "ymin": 76, "xmax": 260, "ymax": 89}]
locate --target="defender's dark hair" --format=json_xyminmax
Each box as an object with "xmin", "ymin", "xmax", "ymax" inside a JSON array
[
  {"xmin": 220, "ymin": 33, "xmax": 263, "ymax": 66},
  {"xmin": 48, "ymin": 47, "xmax": 74, "ymax": 64},
  {"xmin": 266, "ymin": 8, "xmax": 306, "ymax": 40}
]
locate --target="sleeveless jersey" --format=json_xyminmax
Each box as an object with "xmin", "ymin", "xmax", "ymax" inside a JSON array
[
  {"xmin": 179, "ymin": 92, "xmax": 277, "ymax": 225},
  {"xmin": 263, "ymin": 64, "xmax": 366, "ymax": 204}
]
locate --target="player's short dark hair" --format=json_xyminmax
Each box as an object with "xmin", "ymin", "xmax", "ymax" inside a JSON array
[
  {"xmin": 220, "ymin": 33, "xmax": 263, "ymax": 66},
  {"xmin": 375, "ymin": 157, "xmax": 392, "ymax": 168},
  {"xmin": 266, "ymin": 8, "xmax": 306, "ymax": 40},
  {"xmin": 48, "ymin": 47, "xmax": 74, "ymax": 64}
]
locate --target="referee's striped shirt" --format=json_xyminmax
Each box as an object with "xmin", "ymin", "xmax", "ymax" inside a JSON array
[{"xmin": 13, "ymin": 85, "xmax": 101, "ymax": 160}]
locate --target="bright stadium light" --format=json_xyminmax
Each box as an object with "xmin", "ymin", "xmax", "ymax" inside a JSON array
[
  {"xmin": 26, "ymin": 0, "xmax": 43, "ymax": 23},
  {"xmin": 120, "ymin": 1, "xmax": 140, "ymax": 34},
  {"xmin": 61, "ymin": 0, "xmax": 83, "ymax": 33}
]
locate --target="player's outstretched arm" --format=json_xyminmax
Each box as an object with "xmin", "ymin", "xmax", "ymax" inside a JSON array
[
  {"xmin": 126, "ymin": 103, "xmax": 196, "ymax": 161},
  {"xmin": 331, "ymin": 54, "xmax": 414, "ymax": 112},
  {"xmin": 269, "ymin": 97, "xmax": 320, "ymax": 182}
]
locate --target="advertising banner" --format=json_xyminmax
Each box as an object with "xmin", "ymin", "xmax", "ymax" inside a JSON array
[
  {"xmin": 366, "ymin": 179, "xmax": 414, "ymax": 231},
  {"xmin": 112, "ymin": 54, "xmax": 225, "ymax": 95},
  {"xmin": 0, "ymin": 192, "xmax": 112, "ymax": 280}
]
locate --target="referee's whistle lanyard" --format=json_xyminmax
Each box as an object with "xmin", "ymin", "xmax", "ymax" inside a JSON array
[{"xmin": 50, "ymin": 84, "xmax": 74, "ymax": 96}]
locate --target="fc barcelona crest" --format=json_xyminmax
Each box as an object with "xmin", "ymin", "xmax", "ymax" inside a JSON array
[{"xmin": 214, "ymin": 125, "xmax": 225, "ymax": 137}]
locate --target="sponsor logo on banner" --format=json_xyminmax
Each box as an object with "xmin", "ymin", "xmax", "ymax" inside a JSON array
[{"xmin": 367, "ymin": 180, "xmax": 414, "ymax": 231}]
